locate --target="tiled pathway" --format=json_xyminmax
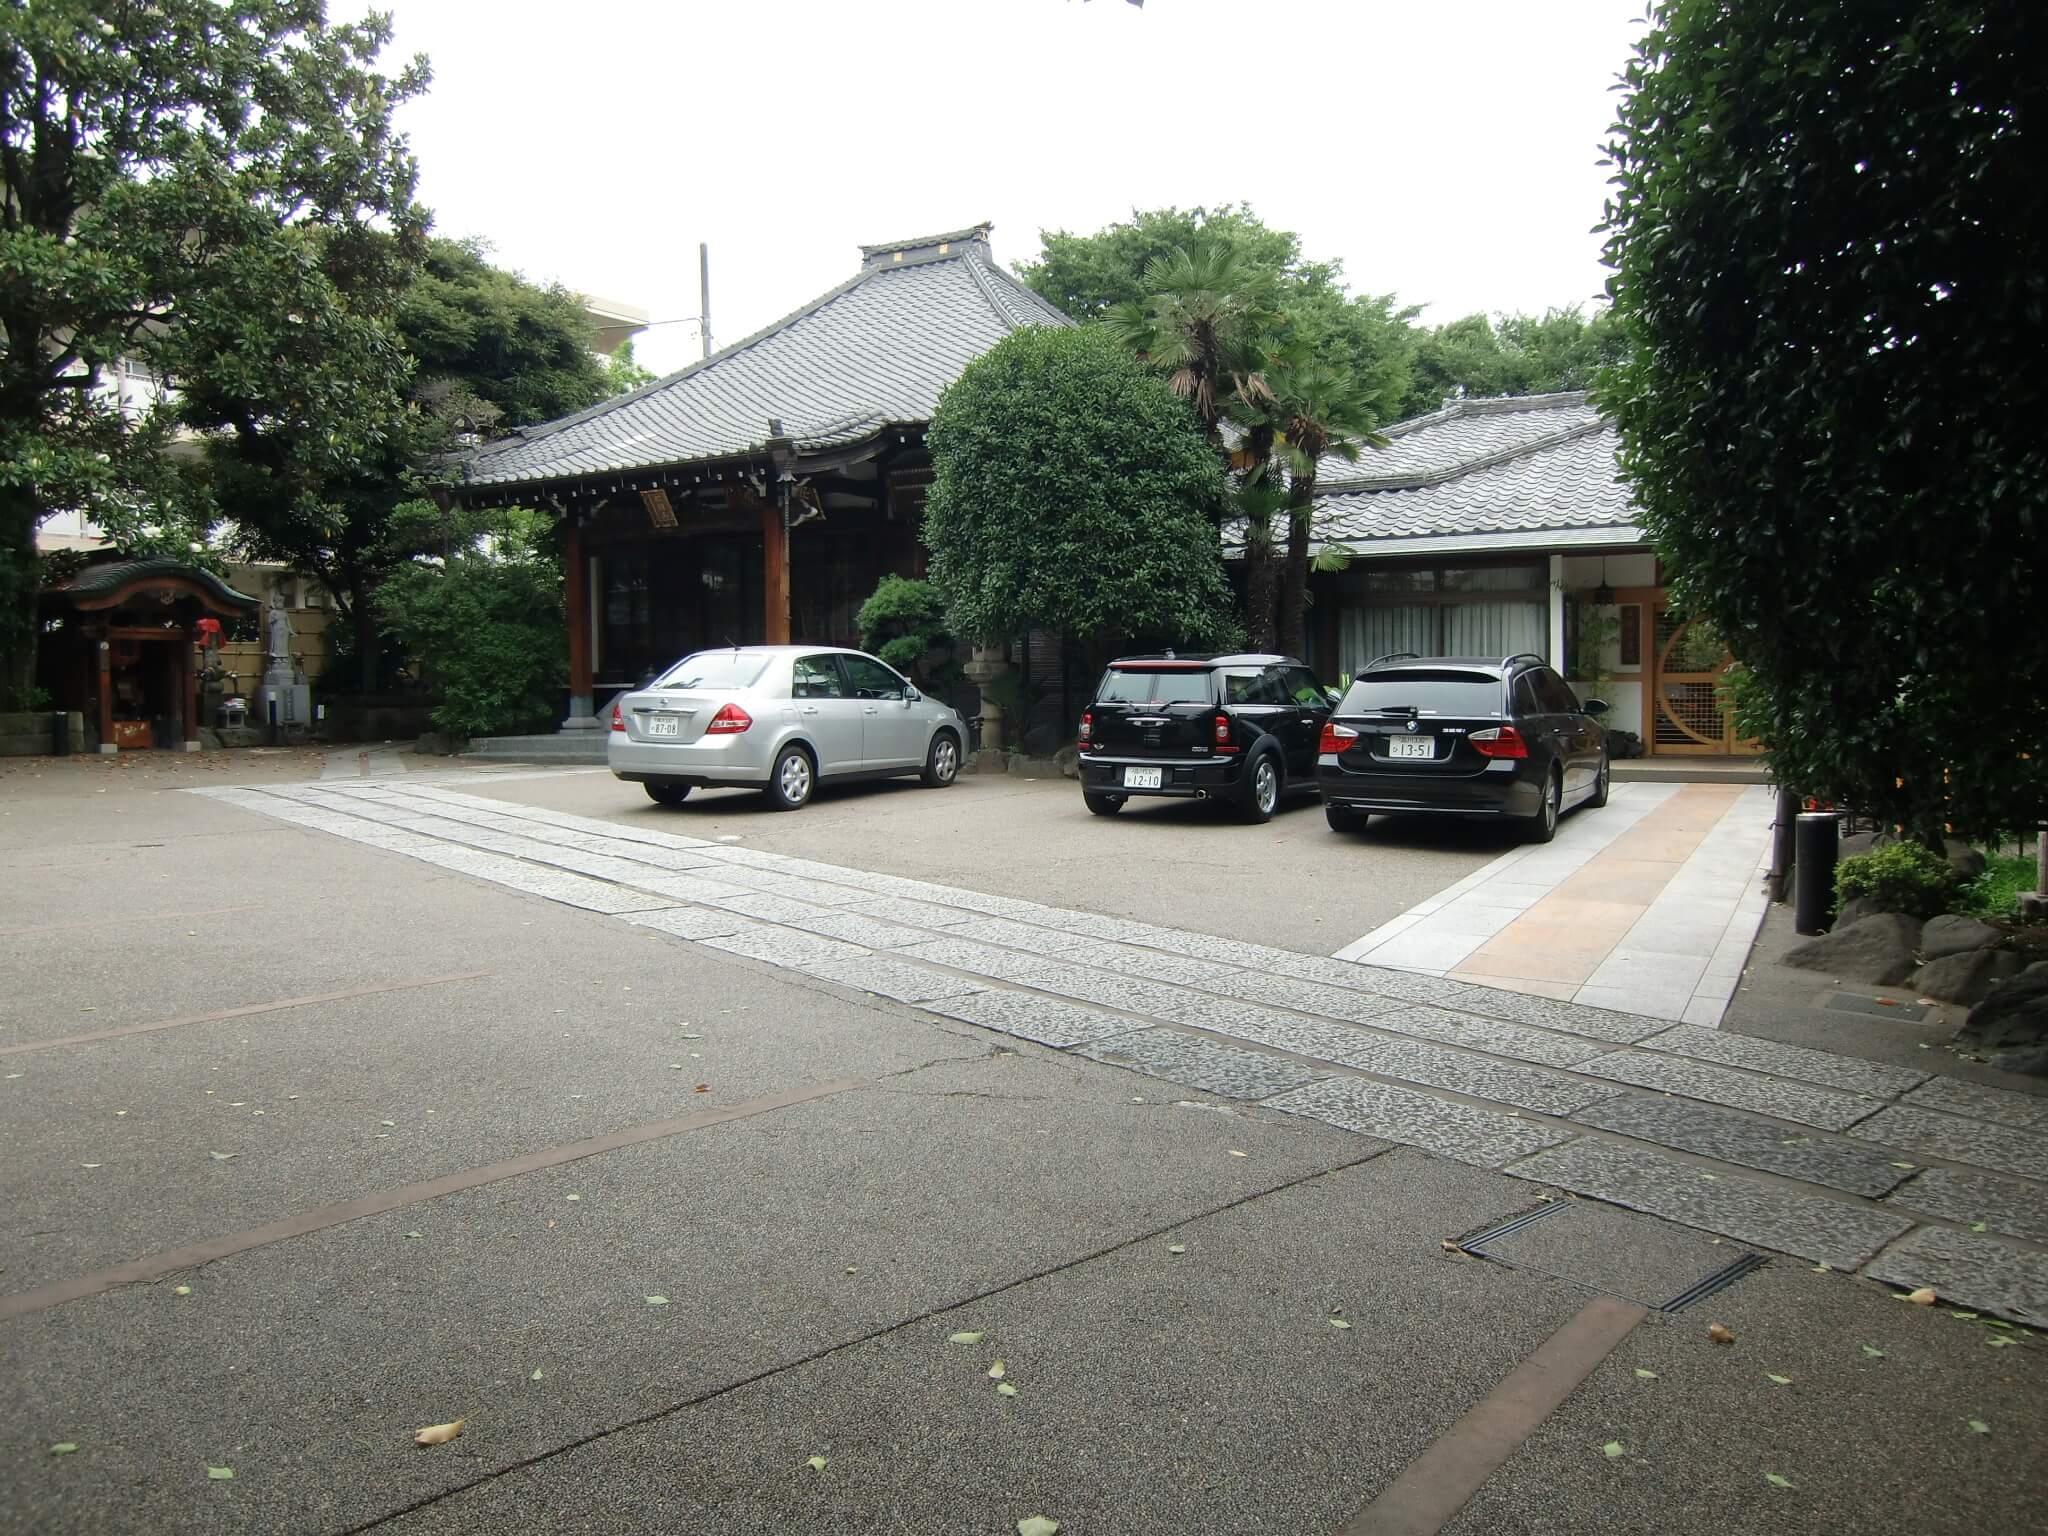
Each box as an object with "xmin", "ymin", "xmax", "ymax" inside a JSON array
[
  {"xmin": 1335, "ymin": 783, "xmax": 1774, "ymax": 1024},
  {"xmin": 192, "ymin": 777, "xmax": 2048, "ymax": 1324}
]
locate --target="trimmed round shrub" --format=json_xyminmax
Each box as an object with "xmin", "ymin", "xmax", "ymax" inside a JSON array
[{"xmin": 1834, "ymin": 842, "xmax": 1958, "ymax": 921}]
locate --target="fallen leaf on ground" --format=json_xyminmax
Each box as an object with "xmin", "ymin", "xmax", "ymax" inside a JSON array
[
  {"xmin": 1765, "ymin": 1473, "xmax": 1793, "ymax": 1489},
  {"xmin": 413, "ymin": 1420, "xmax": 464, "ymax": 1446},
  {"xmin": 1017, "ymin": 1519, "xmax": 1059, "ymax": 1536},
  {"xmin": 1987, "ymin": 1337, "xmax": 2016, "ymax": 1349},
  {"xmin": 80, "ymin": 1163, "xmax": 101, "ymax": 1169},
  {"xmin": 1968, "ymin": 1419, "xmax": 1990, "ymax": 1435},
  {"xmin": 530, "ymin": 1369, "xmax": 544, "ymax": 1381},
  {"xmin": 1970, "ymin": 1222, "xmax": 1987, "ymax": 1232},
  {"xmin": 380, "ymin": 1121, "xmax": 395, "ymax": 1128},
  {"xmin": 1167, "ymin": 1244, "xmax": 1186, "ymax": 1255},
  {"xmin": 694, "ymin": 1084, "xmax": 710, "ymax": 1093},
  {"xmin": 988, "ymin": 1360, "xmax": 1006, "ymax": 1379},
  {"xmin": 1767, "ymin": 1373, "xmax": 1792, "ymax": 1385},
  {"xmin": 173, "ymin": 1286, "xmax": 192, "ymax": 1297},
  {"xmin": 1906, "ymin": 1287, "xmax": 1937, "ymax": 1305},
  {"xmin": 645, "ymin": 1296, "xmax": 669, "ymax": 1306},
  {"xmin": 564, "ymin": 1194, "xmax": 580, "ymax": 1202},
  {"xmin": 1634, "ymin": 1368, "xmax": 1658, "ymax": 1380},
  {"xmin": 1889, "ymin": 1161, "xmax": 1915, "ymax": 1170},
  {"xmin": 1861, "ymin": 1344, "xmax": 1885, "ymax": 1358},
  {"xmin": 404, "ymin": 1231, "xmax": 422, "ymax": 1240},
  {"xmin": 50, "ymin": 1443, "xmax": 78, "ymax": 1456},
  {"xmin": 1811, "ymin": 1263, "xmax": 1831, "ymax": 1273},
  {"xmin": 1949, "ymin": 1311, "xmax": 1978, "ymax": 1320},
  {"xmin": 1330, "ymin": 1318, "xmax": 1352, "ymax": 1330},
  {"xmin": 1227, "ymin": 1150, "xmax": 1247, "ymax": 1158},
  {"xmin": 948, "ymin": 1331, "xmax": 985, "ymax": 1346},
  {"xmin": 807, "ymin": 1455, "xmax": 828, "ymax": 1471},
  {"xmin": 996, "ymin": 1381, "xmax": 1019, "ymax": 1397},
  {"xmin": 1602, "ymin": 1441, "xmax": 1624, "ymax": 1459},
  {"xmin": 207, "ymin": 1466, "xmax": 234, "ymax": 1479},
  {"xmin": 1708, "ymin": 1323, "xmax": 1735, "ymax": 1344}
]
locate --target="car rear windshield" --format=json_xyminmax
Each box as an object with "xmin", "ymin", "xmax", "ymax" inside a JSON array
[
  {"xmin": 653, "ymin": 652, "xmax": 771, "ymax": 691},
  {"xmin": 1095, "ymin": 668, "xmax": 1215, "ymax": 706},
  {"xmin": 1342, "ymin": 670, "xmax": 1503, "ymax": 717}
]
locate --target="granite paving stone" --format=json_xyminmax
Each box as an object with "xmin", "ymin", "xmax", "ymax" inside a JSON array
[
  {"xmin": 703, "ymin": 869, "xmax": 874, "ymax": 906},
  {"xmin": 1266, "ymin": 1077, "xmax": 1571, "ymax": 1168},
  {"xmin": 486, "ymin": 867, "xmax": 676, "ymax": 914},
  {"xmin": 1574, "ymin": 1095, "xmax": 1916, "ymax": 1199},
  {"xmin": 622, "ymin": 872, "xmax": 762, "ymax": 903},
  {"xmin": 1582, "ymin": 1050, "xmax": 1878, "ymax": 1131},
  {"xmin": 1850, "ymin": 1105, "xmax": 2048, "ymax": 1182},
  {"xmin": 788, "ymin": 956, "xmax": 988, "ymax": 1006},
  {"xmin": 1864, "ymin": 1225, "xmax": 2048, "ymax": 1326},
  {"xmin": 1065, "ymin": 942, "xmax": 1246, "ymax": 986},
  {"xmin": 778, "ymin": 911, "xmax": 935, "ymax": 950},
  {"xmin": 1009, "ymin": 910, "xmax": 1163, "ymax": 944},
  {"xmin": 1900, "ymin": 1076, "xmax": 2048, "ymax": 1133},
  {"xmin": 703, "ymin": 891, "xmax": 842, "ymax": 925},
  {"xmin": 893, "ymin": 938, "xmax": 1055, "ymax": 985},
  {"xmin": 1077, "ymin": 1029, "xmax": 1327, "ymax": 1101},
  {"xmin": 1338, "ymin": 1038, "xmax": 1621, "ymax": 1116},
  {"xmin": 1022, "ymin": 968, "xmax": 1193, "ymax": 1017},
  {"xmin": 1639, "ymin": 1022, "xmax": 1930, "ymax": 1099},
  {"xmin": 1440, "ymin": 985, "xmax": 1664, "ymax": 1044},
  {"xmin": 1174, "ymin": 1008, "xmax": 1403, "ymax": 1066},
  {"xmin": 838, "ymin": 897, "xmax": 981, "ymax": 930},
  {"xmin": 945, "ymin": 916, "xmax": 1091, "ymax": 955},
  {"xmin": 623, "ymin": 906, "xmax": 755, "ymax": 941},
  {"xmin": 924, "ymin": 990, "xmax": 1142, "ymax": 1048},
  {"xmin": 1287, "ymin": 954, "xmax": 1449, "ymax": 997},
  {"xmin": 700, "ymin": 928, "xmax": 873, "ymax": 968},
  {"xmin": 1885, "ymin": 1165, "xmax": 2048, "ymax": 1246},
  {"xmin": 1124, "ymin": 928, "xmax": 1310, "ymax": 970},
  {"xmin": 1506, "ymin": 1138, "xmax": 1915, "ymax": 1272},
  {"xmin": 1195, "ymin": 970, "xmax": 1405, "ymax": 1022},
  {"xmin": 1361, "ymin": 1008, "xmax": 1612, "ymax": 1070}
]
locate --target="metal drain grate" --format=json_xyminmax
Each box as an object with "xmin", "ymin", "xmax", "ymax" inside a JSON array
[
  {"xmin": 1660, "ymin": 1252, "xmax": 1770, "ymax": 1312},
  {"xmin": 1454, "ymin": 1201, "xmax": 1571, "ymax": 1254}
]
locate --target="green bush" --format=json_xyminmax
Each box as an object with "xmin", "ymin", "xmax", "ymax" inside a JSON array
[
  {"xmin": 856, "ymin": 575, "xmax": 955, "ymax": 682},
  {"xmin": 1953, "ymin": 852, "xmax": 2035, "ymax": 921},
  {"xmin": 1834, "ymin": 842, "xmax": 1958, "ymax": 921},
  {"xmin": 377, "ymin": 544, "xmax": 564, "ymax": 739}
]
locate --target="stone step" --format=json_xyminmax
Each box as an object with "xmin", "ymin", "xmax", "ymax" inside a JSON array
[{"xmin": 462, "ymin": 733, "xmax": 607, "ymax": 764}]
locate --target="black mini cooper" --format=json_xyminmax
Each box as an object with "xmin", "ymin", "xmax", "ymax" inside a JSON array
[
  {"xmin": 1076, "ymin": 652, "xmax": 1335, "ymax": 823},
  {"xmin": 1316, "ymin": 653, "xmax": 1610, "ymax": 843}
]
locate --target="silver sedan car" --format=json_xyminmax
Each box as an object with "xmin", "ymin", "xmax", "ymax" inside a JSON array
[{"xmin": 608, "ymin": 644, "xmax": 969, "ymax": 810}]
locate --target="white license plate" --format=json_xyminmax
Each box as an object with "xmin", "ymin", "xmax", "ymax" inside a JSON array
[
  {"xmin": 1123, "ymin": 766, "xmax": 1164, "ymax": 789},
  {"xmin": 643, "ymin": 715, "xmax": 683, "ymax": 739},
  {"xmin": 1387, "ymin": 736, "xmax": 1435, "ymax": 760}
]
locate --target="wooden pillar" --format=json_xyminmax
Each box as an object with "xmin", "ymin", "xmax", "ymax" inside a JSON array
[
  {"xmin": 760, "ymin": 495, "xmax": 789, "ymax": 644},
  {"xmin": 95, "ymin": 635, "xmax": 114, "ymax": 754},
  {"xmin": 562, "ymin": 519, "xmax": 595, "ymax": 728},
  {"xmin": 180, "ymin": 638, "xmax": 199, "ymax": 749}
]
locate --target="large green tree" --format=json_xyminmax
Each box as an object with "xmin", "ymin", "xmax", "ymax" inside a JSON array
[
  {"xmin": 1400, "ymin": 305, "xmax": 1624, "ymax": 419},
  {"xmin": 0, "ymin": 0, "xmax": 428, "ymax": 703},
  {"xmin": 1600, "ymin": 0, "xmax": 2047, "ymax": 842},
  {"xmin": 925, "ymin": 325, "xmax": 1236, "ymax": 659}
]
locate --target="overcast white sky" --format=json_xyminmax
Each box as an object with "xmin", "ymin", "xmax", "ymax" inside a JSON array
[{"xmin": 345, "ymin": 0, "xmax": 1648, "ymax": 375}]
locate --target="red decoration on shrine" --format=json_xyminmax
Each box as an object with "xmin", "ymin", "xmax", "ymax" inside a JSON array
[{"xmin": 194, "ymin": 617, "xmax": 222, "ymax": 647}]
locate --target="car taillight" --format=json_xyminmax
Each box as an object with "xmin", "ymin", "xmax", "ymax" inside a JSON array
[
  {"xmin": 1319, "ymin": 721, "xmax": 1359, "ymax": 755},
  {"xmin": 1470, "ymin": 725, "xmax": 1528, "ymax": 759},
  {"xmin": 705, "ymin": 702, "xmax": 752, "ymax": 734},
  {"xmin": 1213, "ymin": 712, "xmax": 1238, "ymax": 753},
  {"xmin": 609, "ymin": 702, "xmax": 625, "ymax": 732},
  {"xmin": 1078, "ymin": 711, "xmax": 1092, "ymax": 744}
]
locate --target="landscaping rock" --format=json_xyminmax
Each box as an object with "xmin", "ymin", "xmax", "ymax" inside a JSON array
[
  {"xmin": 1920, "ymin": 914, "xmax": 2002, "ymax": 960},
  {"xmin": 1782, "ymin": 912, "xmax": 1921, "ymax": 985},
  {"xmin": 1054, "ymin": 745, "xmax": 1081, "ymax": 780},
  {"xmin": 1957, "ymin": 970, "xmax": 2048, "ymax": 1054},
  {"xmin": 1988, "ymin": 1043, "xmax": 2048, "ymax": 1077},
  {"xmin": 1833, "ymin": 895, "xmax": 1897, "ymax": 930},
  {"xmin": 1945, "ymin": 841, "xmax": 1987, "ymax": 881},
  {"xmin": 1915, "ymin": 948, "xmax": 2026, "ymax": 1006}
]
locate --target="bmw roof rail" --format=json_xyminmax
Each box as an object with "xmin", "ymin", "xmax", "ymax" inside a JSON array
[{"xmin": 1363, "ymin": 651, "xmax": 1421, "ymax": 669}]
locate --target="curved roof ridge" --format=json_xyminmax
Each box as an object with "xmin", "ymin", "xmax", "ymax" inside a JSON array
[{"xmin": 1320, "ymin": 417, "xmax": 1608, "ymax": 494}]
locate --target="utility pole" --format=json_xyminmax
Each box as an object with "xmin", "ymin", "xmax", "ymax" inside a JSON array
[{"xmin": 699, "ymin": 242, "xmax": 712, "ymax": 360}]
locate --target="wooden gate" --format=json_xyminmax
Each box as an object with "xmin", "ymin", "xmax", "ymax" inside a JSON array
[{"xmin": 1650, "ymin": 608, "xmax": 1755, "ymax": 755}]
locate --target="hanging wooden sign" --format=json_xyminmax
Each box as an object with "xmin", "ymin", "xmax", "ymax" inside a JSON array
[{"xmin": 640, "ymin": 488, "xmax": 678, "ymax": 529}]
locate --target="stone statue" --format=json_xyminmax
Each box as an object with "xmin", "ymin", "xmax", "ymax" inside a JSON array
[{"xmin": 266, "ymin": 597, "xmax": 292, "ymax": 665}]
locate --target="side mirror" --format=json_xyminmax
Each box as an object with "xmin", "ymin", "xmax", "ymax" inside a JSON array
[
  {"xmin": 904, "ymin": 686, "xmax": 921, "ymax": 703},
  {"xmin": 1583, "ymin": 699, "xmax": 1610, "ymax": 717},
  {"xmin": 1325, "ymin": 687, "xmax": 1343, "ymax": 704}
]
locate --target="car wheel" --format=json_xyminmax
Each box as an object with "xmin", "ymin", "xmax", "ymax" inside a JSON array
[
  {"xmin": 764, "ymin": 745, "xmax": 814, "ymax": 811},
  {"xmin": 643, "ymin": 782, "xmax": 692, "ymax": 808},
  {"xmin": 1083, "ymin": 792, "xmax": 1126, "ymax": 817},
  {"xmin": 1587, "ymin": 752, "xmax": 1611, "ymax": 809},
  {"xmin": 920, "ymin": 730, "xmax": 961, "ymax": 788},
  {"xmin": 1325, "ymin": 803, "xmax": 1368, "ymax": 834},
  {"xmin": 1237, "ymin": 752, "xmax": 1280, "ymax": 823},
  {"xmin": 1526, "ymin": 769, "xmax": 1561, "ymax": 844}
]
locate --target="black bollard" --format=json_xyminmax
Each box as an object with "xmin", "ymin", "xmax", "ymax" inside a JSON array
[
  {"xmin": 51, "ymin": 710, "xmax": 70, "ymax": 756},
  {"xmin": 1793, "ymin": 812, "xmax": 1841, "ymax": 935}
]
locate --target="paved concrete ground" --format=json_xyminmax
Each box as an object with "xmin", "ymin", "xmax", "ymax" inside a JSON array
[
  {"xmin": 3, "ymin": 758, "xmax": 2044, "ymax": 1535},
  {"xmin": 1338, "ymin": 783, "xmax": 1774, "ymax": 1024}
]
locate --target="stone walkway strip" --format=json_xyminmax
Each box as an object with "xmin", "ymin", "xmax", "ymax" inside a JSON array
[{"xmin": 183, "ymin": 779, "xmax": 2048, "ymax": 1324}]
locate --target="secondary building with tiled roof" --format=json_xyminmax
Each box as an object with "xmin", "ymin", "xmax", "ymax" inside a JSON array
[
  {"xmin": 449, "ymin": 224, "xmax": 1071, "ymax": 731},
  {"xmin": 1283, "ymin": 393, "xmax": 1737, "ymax": 755}
]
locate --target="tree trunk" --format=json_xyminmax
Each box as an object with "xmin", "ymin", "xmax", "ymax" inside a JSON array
[
  {"xmin": 1243, "ymin": 514, "xmax": 1279, "ymax": 652},
  {"xmin": 0, "ymin": 487, "xmax": 40, "ymax": 705},
  {"xmin": 1279, "ymin": 475, "xmax": 1316, "ymax": 659},
  {"xmin": 348, "ymin": 580, "xmax": 379, "ymax": 695}
]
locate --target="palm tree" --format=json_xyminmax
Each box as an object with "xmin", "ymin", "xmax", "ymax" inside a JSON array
[
  {"xmin": 1270, "ymin": 355, "xmax": 1386, "ymax": 658},
  {"xmin": 1104, "ymin": 244, "xmax": 1277, "ymax": 448}
]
